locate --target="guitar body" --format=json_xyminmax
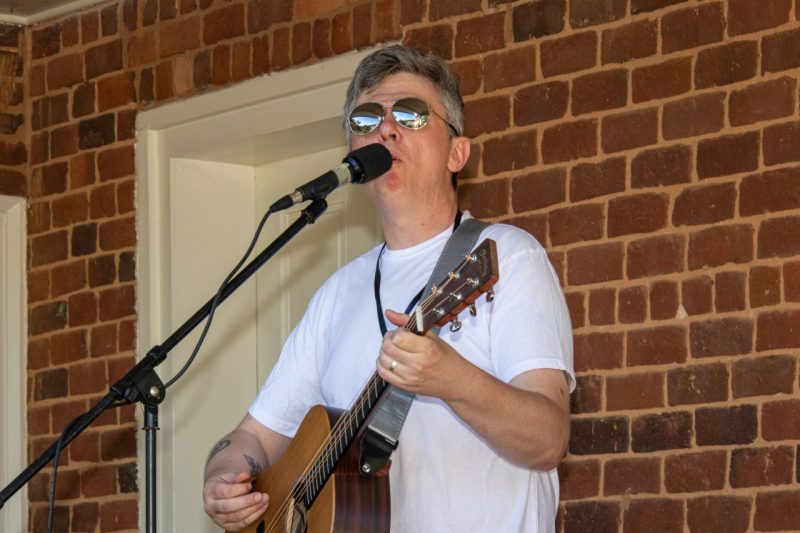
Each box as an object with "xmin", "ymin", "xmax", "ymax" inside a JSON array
[{"xmin": 236, "ymin": 405, "xmax": 390, "ymax": 533}]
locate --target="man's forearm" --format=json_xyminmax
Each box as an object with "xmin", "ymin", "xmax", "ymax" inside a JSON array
[{"xmin": 204, "ymin": 428, "xmax": 270, "ymax": 481}]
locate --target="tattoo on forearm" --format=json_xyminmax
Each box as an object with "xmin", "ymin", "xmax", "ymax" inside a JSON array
[
  {"xmin": 244, "ymin": 454, "xmax": 263, "ymax": 477},
  {"xmin": 206, "ymin": 439, "xmax": 231, "ymax": 465}
]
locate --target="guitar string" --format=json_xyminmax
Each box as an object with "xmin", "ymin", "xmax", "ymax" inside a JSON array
[{"xmin": 261, "ymin": 255, "xmax": 488, "ymax": 531}]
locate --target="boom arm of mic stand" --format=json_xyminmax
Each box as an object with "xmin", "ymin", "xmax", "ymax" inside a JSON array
[{"xmin": 0, "ymin": 199, "xmax": 329, "ymax": 514}]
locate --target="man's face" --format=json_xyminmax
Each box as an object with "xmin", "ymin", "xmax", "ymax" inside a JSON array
[{"xmin": 349, "ymin": 72, "xmax": 466, "ymax": 215}]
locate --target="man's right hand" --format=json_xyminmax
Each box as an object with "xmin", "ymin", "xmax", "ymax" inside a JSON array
[{"xmin": 203, "ymin": 470, "xmax": 270, "ymax": 531}]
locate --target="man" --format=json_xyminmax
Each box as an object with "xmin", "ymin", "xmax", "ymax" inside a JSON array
[{"xmin": 203, "ymin": 44, "xmax": 574, "ymax": 532}]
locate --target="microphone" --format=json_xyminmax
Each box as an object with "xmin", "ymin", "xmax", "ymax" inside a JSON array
[{"xmin": 269, "ymin": 144, "xmax": 392, "ymax": 212}]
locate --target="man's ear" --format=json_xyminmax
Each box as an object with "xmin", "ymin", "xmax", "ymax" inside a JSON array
[{"xmin": 447, "ymin": 136, "xmax": 471, "ymax": 173}]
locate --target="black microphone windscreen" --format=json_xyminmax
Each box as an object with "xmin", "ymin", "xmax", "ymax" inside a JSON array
[{"xmin": 344, "ymin": 144, "xmax": 392, "ymax": 184}]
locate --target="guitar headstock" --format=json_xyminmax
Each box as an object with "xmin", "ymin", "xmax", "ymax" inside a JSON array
[{"xmin": 408, "ymin": 239, "xmax": 499, "ymax": 334}]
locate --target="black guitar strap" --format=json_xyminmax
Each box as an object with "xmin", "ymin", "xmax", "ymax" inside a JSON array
[{"xmin": 359, "ymin": 215, "xmax": 491, "ymax": 476}]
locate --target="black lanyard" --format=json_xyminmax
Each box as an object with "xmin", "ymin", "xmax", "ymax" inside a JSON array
[{"xmin": 374, "ymin": 210, "xmax": 463, "ymax": 335}]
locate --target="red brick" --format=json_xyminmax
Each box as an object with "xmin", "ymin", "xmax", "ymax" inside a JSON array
[
  {"xmin": 117, "ymin": 109, "xmax": 137, "ymax": 141},
  {"xmin": 688, "ymin": 497, "xmax": 751, "ymax": 533},
  {"xmin": 650, "ymin": 280, "xmax": 678, "ymax": 320},
  {"xmin": 50, "ymin": 329, "xmax": 87, "ymax": 365},
  {"xmin": 81, "ymin": 11, "xmax": 99, "ymax": 43},
  {"xmin": 47, "ymin": 53, "xmax": 84, "ymax": 91},
  {"xmin": 573, "ymin": 331, "xmax": 624, "ymax": 371},
  {"xmin": 570, "ymin": 416, "xmax": 628, "ymax": 454},
  {"xmin": 601, "ymin": 19, "xmax": 657, "ymax": 65},
  {"xmin": 429, "ymin": 0, "xmax": 481, "ymax": 20},
  {"xmin": 764, "ymin": 120, "xmax": 800, "ymax": 166},
  {"xmin": 70, "ymin": 359, "xmax": 107, "ymax": 395},
  {"xmin": 463, "ymin": 96, "xmax": 510, "ymax": 138},
  {"xmin": 731, "ymin": 445, "xmax": 793, "ymax": 488},
  {"xmin": 291, "ymin": 22, "xmax": 312, "ymax": 66},
  {"xmin": 733, "ymin": 354, "xmax": 794, "ymax": 399},
  {"xmin": 570, "ymin": 0, "xmax": 626, "ymax": 28},
  {"xmin": 762, "ymin": 399, "xmax": 800, "ymax": 440},
  {"xmin": 762, "ymin": 28, "xmax": 800, "ymax": 74},
  {"xmin": 403, "ymin": 24, "xmax": 453, "ymax": 60},
  {"xmin": 31, "ymin": 230, "xmax": 68, "ymax": 267},
  {"xmin": 607, "ymin": 372, "xmax": 663, "ymax": 411},
  {"xmin": 688, "ymin": 224, "xmax": 754, "ymax": 269},
  {"xmin": 248, "ymin": 0, "xmax": 292, "ymax": 33},
  {"xmin": 118, "ymin": 179, "xmax": 135, "ymax": 215},
  {"xmin": 457, "ymin": 179, "xmax": 508, "ymax": 219},
  {"xmin": 514, "ymin": 81, "xmax": 568, "ymax": 126},
  {"xmin": 455, "ymin": 12, "xmax": 505, "ymax": 58},
  {"xmin": 85, "ymin": 40, "xmax": 124, "ymax": 80},
  {"xmin": 604, "ymin": 457, "xmax": 660, "ymax": 495},
  {"xmin": 715, "ymin": 268, "xmax": 745, "ymax": 311},
  {"xmin": 27, "ymin": 201, "xmax": 51, "ymax": 237},
  {"xmin": 588, "ymin": 288, "xmax": 614, "ymax": 325},
  {"xmin": 79, "ymin": 113, "xmax": 116, "ymax": 150},
  {"xmin": 570, "ymin": 375, "xmax": 601, "ymax": 414},
  {"xmin": 127, "ymin": 31, "xmax": 157, "ymax": 67},
  {"xmin": 159, "ymin": 18, "xmax": 201, "ymax": 59},
  {"xmin": 511, "ymin": 167, "xmax": 566, "ymax": 212},
  {"xmin": 540, "ymin": 31, "xmax": 596, "ymax": 77},
  {"xmin": 750, "ymin": 265, "xmax": 781, "ymax": 308},
  {"xmin": 451, "ymin": 59, "xmax": 481, "ymax": 97},
  {"xmin": 51, "ymin": 192, "xmax": 89, "ymax": 228},
  {"xmin": 33, "ymin": 367, "xmax": 69, "ymax": 400},
  {"xmin": 99, "ymin": 284, "xmax": 135, "ymax": 320},
  {"xmin": 570, "ymin": 156, "xmax": 625, "ymax": 201},
  {"xmin": 756, "ymin": 309, "xmax": 800, "ymax": 351},
  {"xmin": 631, "ymin": 0, "xmax": 687, "ymax": 14},
  {"xmin": 90, "ymin": 183, "xmax": 117, "ymax": 219},
  {"xmin": 483, "ymin": 45, "xmax": 536, "ymax": 92},
  {"xmin": 32, "ymin": 94, "xmax": 68, "ymax": 131},
  {"xmin": 668, "ymin": 362, "xmax": 728, "ymax": 406},
  {"xmin": 101, "ymin": 4, "xmax": 119, "ymax": 35},
  {"xmin": 729, "ymin": 0, "xmax": 791, "ymax": 36},
  {"xmin": 754, "ymin": 491, "xmax": 800, "ymax": 531},
  {"xmin": 68, "ymin": 291, "xmax": 98, "ymax": 327},
  {"xmin": 211, "ymin": 45, "xmax": 232, "ymax": 85},
  {"xmin": 633, "ymin": 145, "xmax": 691, "ymax": 189},
  {"xmin": 786, "ymin": 261, "xmax": 800, "ymax": 302},
  {"xmin": 607, "ymin": 192, "xmax": 668, "ymax": 237},
  {"xmin": 73, "ymin": 502, "xmax": 99, "ymax": 531},
  {"xmin": 99, "ymin": 216, "xmax": 135, "ymax": 250},
  {"xmin": 400, "ymin": 0, "xmax": 424, "ymax": 25},
  {"xmin": 80, "ymin": 464, "xmax": 116, "ymax": 497},
  {"xmin": 28, "ymin": 269, "xmax": 50, "ymax": 303},
  {"xmin": 696, "ymin": 405, "xmax": 757, "ymax": 445},
  {"xmin": 330, "ymin": 12, "xmax": 351, "ymax": 56},
  {"xmin": 619, "ymin": 285, "xmax": 647, "ymax": 324},
  {"xmin": 665, "ymin": 451, "xmax": 726, "ymax": 493},
  {"xmin": 628, "ymin": 325, "xmax": 687, "ymax": 366},
  {"xmin": 90, "ymin": 322, "xmax": 117, "ymax": 357},
  {"xmin": 70, "ymin": 222, "xmax": 97, "ymax": 256},
  {"xmin": 662, "ymin": 3, "xmax": 724, "ymax": 53},
  {"xmin": 32, "ymin": 24, "xmax": 60, "ymax": 59},
  {"xmin": 119, "ymin": 319, "xmax": 136, "ymax": 351},
  {"xmin": 567, "ymin": 242, "xmax": 624, "ymax": 285},
  {"xmin": 558, "ymin": 460, "xmax": 599, "ymax": 500},
  {"xmin": 51, "ymin": 124, "xmax": 79, "ymax": 158},
  {"xmin": 690, "ymin": 317, "xmax": 753, "ymax": 357},
  {"xmin": 627, "ymin": 234, "xmax": 685, "ymax": 279},
  {"xmin": 566, "ymin": 291, "xmax": 586, "ymax": 328},
  {"xmin": 50, "ymin": 259, "xmax": 87, "ymax": 297},
  {"xmin": 730, "ymin": 76, "xmax": 796, "ymax": 127},
  {"xmin": 758, "ymin": 215, "xmax": 800, "ymax": 259},
  {"xmin": 73, "ymin": 82, "xmax": 96, "ymax": 118},
  {"xmin": 542, "ymin": 119, "xmax": 597, "ymax": 164},
  {"xmin": 203, "ymin": 4, "xmax": 245, "ymax": 45},
  {"xmin": 695, "ymin": 41, "xmax": 758, "ymax": 89},
  {"xmin": 482, "ymin": 130, "xmax": 537, "ymax": 175},
  {"xmin": 571, "ymin": 68, "xmax": 627, "ymax": 116},
  {"xmin": 28, "ymin": 337, "xmax": 51, "ymax": 369},
  {"xmin": 548, "ymin": 204, "xmax": 603, "ymax": 246},
  {"xmin": 673, "ymin": 182, "xmax": 736, "ymax": 226},
  {"xmin": 633, "ymin": 411, "xmax": 693, "ymax": 454},
  {"xmin": 512, "ymin": 0, "xmax": 566, "ymax": 42},
  {"xmin": 632, "ymin": 57, "xmax": 691, "ymax": 103},
  {"xmin": 564, "ymin": 501, "xmax": 620, "ymax": 531},
  {"xmin": 601, "ymin": 108, "xmax": 658, "ymax": 153},
  {"xmin": 89, "ymin": 254, "xmax": 116, "ymax": 287}
]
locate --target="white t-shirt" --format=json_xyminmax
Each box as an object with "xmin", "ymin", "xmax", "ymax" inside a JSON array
[{"xmin": 249, "ymin": 218, "xmax": 574, "ymax": 532}]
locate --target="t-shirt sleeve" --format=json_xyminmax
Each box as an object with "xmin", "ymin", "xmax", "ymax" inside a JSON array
[{"xmin": 486, "ymin": 228, "xmax": 575, "ymax": 391}]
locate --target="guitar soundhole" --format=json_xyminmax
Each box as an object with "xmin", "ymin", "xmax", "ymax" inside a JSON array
[{"xmin": 256, "ymin": 519, "xmax": 265, "ymax": 533}]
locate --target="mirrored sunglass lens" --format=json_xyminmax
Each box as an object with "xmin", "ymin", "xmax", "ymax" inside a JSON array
[
  {"xmin": 392, "ymin": 98, "xmax": 430, "ymax": 130},
  {"xmin": 349, "ymin": 113, "xmax": 381, "ymax": 135}
]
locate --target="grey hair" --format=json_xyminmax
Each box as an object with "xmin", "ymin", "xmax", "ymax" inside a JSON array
[{"xmin": 343, "ymin": 45, "xmax": 464, "ymax": 143}]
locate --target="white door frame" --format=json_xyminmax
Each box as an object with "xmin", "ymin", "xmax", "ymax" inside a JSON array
[
  {"xmin": 0, "ymin": 195, "xmax": 27, "ymax": 532},
  {"xmin": 135, "ymin": 48, "xmax": 375, "ymax": 532}
]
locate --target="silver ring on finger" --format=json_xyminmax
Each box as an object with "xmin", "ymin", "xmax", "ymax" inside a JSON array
[{"xmin": 389, "ymin": 359, "xmax": 398, "ymax": 372}]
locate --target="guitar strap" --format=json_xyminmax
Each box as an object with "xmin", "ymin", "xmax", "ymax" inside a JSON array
[{"xmin": 359, "ymin": 215, "xmax": 491, "ymax": 476}]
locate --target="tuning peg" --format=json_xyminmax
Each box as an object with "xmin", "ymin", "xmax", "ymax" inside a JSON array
[
  {"xmin": 486, "ymin": 289, "xmax": 495, "ymax": 302},
  {"xmin": 468, "ymin": 303, "xmax": 477, "ymax": 317},
  {"xmin": 449, "ymin": 317, "xmax": 462, "ymax": 333}
]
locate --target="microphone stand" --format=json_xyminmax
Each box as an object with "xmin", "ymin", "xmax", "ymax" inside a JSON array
[{"xmin": 0, "ymin": 198, "xmax": 329, "ymax": 533}]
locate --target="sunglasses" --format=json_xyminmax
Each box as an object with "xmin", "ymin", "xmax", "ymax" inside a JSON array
[{"xmin": 348, "ymin": 97, "xmax": 459, "ymax": 136}]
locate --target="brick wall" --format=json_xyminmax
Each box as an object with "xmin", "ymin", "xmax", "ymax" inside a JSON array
[{"xmin": 5, "ymin": 0, "xmax": 799, "ymax": 531}]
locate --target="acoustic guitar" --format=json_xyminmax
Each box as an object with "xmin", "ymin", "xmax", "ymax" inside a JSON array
[{"xmin": 236, "ymin": 239, "xmax": 499, "ymax": 533}]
